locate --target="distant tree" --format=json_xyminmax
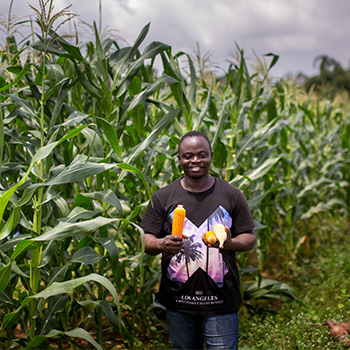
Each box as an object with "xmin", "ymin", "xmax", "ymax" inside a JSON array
[{"xmin": 304, "ymin": 55, "xmax": 350, "ymax": 97}]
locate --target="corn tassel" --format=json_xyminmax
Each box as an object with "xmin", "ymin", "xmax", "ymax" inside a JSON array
[{"xmin": 172, "ymin": 205, "xmax": 186, "ymax": 236}]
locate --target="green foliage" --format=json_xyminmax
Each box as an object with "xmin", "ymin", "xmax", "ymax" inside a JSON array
[{"xmin": 240, "ymin": 219, "xmax": 350, "ymax": 349}]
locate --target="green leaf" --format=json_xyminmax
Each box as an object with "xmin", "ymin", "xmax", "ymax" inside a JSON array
[
  {"xmin": 0, "ymin": 263, "xmax": 11, "ymax": 293},
  {"xmin": 264, "ymin": 52, "xmax": 280, "ymax": 72},
  {"xmin": 110, "ymin": 23, "xmax": 150, "ymax": 82},
  {"xmin": 115, "ymin": 40, "xmax": 171, "ymax": 90},
  {"xmin": 48, "ymin": 79, "xmax": 69, "ymax": 134},
  {"xmin": 0, "ymin": 104, "xmax": 3, "ymax": 176},
  {"xmin": 47, "ymin": 264, "xmax": 69, "ymax": 285},
  {"xmin": 43, "ymin": 77, "xmax": 69, "ymax": 103},
  {"xmin": 120, "ymin": 74, "xmax": 177, "ymax": 121},
  {"xmin": 31, "ymin": 40, "xmax": 67, "ymax": 57},
  {"xmin": 245, "ymin": 278, "xmax": 302, "ymax": 302},
  {"xmin": 116, "ymin": 163, "xmax": 152, "ymax": 200},
  {"xmin": 39, "ymin": 295, "xmax": 69, "ymax": 335},
  {"xmin": 31, "ymin": 273, "xmax": 120, "ymax": 318},
  {"xmin": 211, "ymin": 97, "xmax": 233, "ymax": 151},
  {"xmin": 245, "ymin": 157, "xmax": 282, "ymax": 181},
  {"xmin": 78, "ymin": 299, "xmax": 123, "ymax": 330},
  {"xmin": 0, "ymin": 206, "xmax": 21, "ymax": 240},
  {"xmin": 0, "ymin": 289, "xmax": 16, "ymax": 306},
  {"xmin": 39, "ymin": 240, "xmax": 58, "ymax": 268},
  {"xmin": 23, "ymin": 328, "xmax": 102, "ymax": 350},
  {"xmin": 43, "ymin": 190, "xmax": 70, "ymax": 217},
  {"xmin": 186, "ymin": 53, "xmax": 197, "ymax": 111},
  {"xmin": 47, "ymin": 63, "xmax": 64, "ymax": 84},
  {"xmin": 297, "ymin": 177, "xmax": 335, "ymax": 198},
  {"xmin": 80, "ymin": 190, "xmax": 123, "ymax": 216},
  {"xmin": 74, "ymin": 63, "xmax": 102, "ymax": 98},
  {"xmin": 93, "ymin": 21, "xmax": 108, "ymax": 83},
  {"xmin": 301, "ymin": 199, "xmax": 348, "ymax": 219},
  {"xmin": 126, "ymin": 108, "xmax": 181, "ymax": 165},
  {"xmin": 73, "ymin": 194, "xmax": 93, "ymax": 210},
  {"xmin": 194, "ymin": 75, "xmax": 213, "ymax": 130},
  {"xmin": 0, "ymin": 177, "xmax": 27, "ymax": 223},
  {"xmin": 102, "ymin": 120, "xmax": 121, "ymax": 158},
  {"xmin": 0, "ymin": 296, "xmax": 30, "ymax": 331},
  {"xmin": 247, "ymin": 183, "xmax": 285, "ymax": 209},
  {"xmin": 81, "ymin": 128, "xmax": 104, "ymax": 158},
  {"xmin": 29, "ymin": 142, "xmax": 59, "ymax": 169},
  {"xmin": 44, "ymin": 162, "xmax": 116, "ymax": 186},
  {"xmin": 0, "ymin": 234, "xmax": 31, "ymax": 253},
  {"xmin": 59, "ymin": 40, "xmax": 86, "ymax": 62},
  {"xmin": 31, "ymin": 217, "xmax": 120, "ymax": 242},
  {"xmin": 11, "ymin": 260, "xmax": 30, "ymax": 279},
  {"xmin": 70, "ymin": 246, "xmax": 105, "ymax": 265},
  {"xmin": 11, "ymin": 240, "xmax": 43, "ymax": 261},
  {"xmin": 97, "ymin": 237, "xmax": 119, "ymax": 263},
  {"xmin": 61, "ymin": 207, "xmax": 98, "ymax": 223},
  {"xmin": 3, "ymin": 93, "xmax": 37, "ymax": 119},
  {"xmin": 0, "ymin": 63, "xmax": 32, "ymax": 92},
  {"xmin": 57, "ymin": 125, "xmax": 89, "ymax": 144}
]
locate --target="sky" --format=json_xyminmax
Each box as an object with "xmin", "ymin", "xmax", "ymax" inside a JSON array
[{"xmin": 1, "ymin": 0, "xmax": 350, "ymax": 78}]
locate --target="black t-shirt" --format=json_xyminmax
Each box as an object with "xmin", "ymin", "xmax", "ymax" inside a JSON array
[{"xmin": 140, "ymin": 177, "xmax": 255, "ymax": 316}]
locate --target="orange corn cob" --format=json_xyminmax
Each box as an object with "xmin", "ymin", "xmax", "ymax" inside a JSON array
[
  {"xmin": 172, "ymin": 205, "xmax": 186, "ymax": 236},
  {"xmin": 205, "ymin": 231, "xmax": 217, "ymax": 245}
]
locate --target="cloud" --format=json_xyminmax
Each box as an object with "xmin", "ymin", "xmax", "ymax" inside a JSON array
[{"xmin": 1, "ymin": 0, "xmax": 350, "ymax": 77}]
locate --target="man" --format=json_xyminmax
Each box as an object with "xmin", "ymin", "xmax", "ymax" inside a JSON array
[{"xmin": 140, "ymin": 131, "xmax": 256, "ymax": 349}]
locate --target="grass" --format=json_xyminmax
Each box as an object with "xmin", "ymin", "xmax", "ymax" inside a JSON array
[{"xmin": 239, "ymin": 217, "xmax": 350, "ymax": 349}]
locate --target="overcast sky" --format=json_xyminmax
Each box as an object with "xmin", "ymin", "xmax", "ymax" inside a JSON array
[{"xmin": 2, "ymin": 0, "xmax": 350, "ymax": 78}]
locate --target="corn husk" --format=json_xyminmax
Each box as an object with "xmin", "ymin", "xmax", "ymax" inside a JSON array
[{"xmin": 213, "ymin": 223, "xmax": 227, "ymax": 248}]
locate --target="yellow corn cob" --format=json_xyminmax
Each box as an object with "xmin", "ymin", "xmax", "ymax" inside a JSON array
[
  {"xmin": 213, "ymin": 223, "xmax": 227, "ymax": 248},
  {"xmin": 205, "ymin": 231, "xmax": 217, "ymax": 245},
  {"xmin": 172, "ymin": 205, "xmax": 186, "ymax": 236}
]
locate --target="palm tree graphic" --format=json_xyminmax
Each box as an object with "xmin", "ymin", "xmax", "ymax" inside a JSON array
[{"xmin": 175, "ymin": 235, "xmax": 203, "ymax": 278}]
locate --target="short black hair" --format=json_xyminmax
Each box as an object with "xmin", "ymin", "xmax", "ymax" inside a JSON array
[{"xmin": 178, "ymin": 131, "xmax": 212, "ymax": 154}]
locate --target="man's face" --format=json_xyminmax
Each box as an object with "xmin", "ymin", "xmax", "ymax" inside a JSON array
[{"xmin": 178, "ymin": 136, "xmax": 212, "ymax": 180}]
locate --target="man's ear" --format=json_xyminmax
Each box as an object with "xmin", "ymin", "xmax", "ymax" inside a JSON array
[{"xmin": 177, "ymin": 153, "xmax": 180, "ymax": 161}]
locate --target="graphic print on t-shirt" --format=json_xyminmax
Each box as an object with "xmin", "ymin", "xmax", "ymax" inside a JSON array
[{"xmin": 167, "ymin": 205, "xmax": 232, "ymax": 287}]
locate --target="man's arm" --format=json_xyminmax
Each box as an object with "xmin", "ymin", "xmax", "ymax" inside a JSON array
[
  {"xmin": 202, "ymin": 228, "xmax": 256, "ymax": 252},
  {"xmin": 224, "ymin": 231, "xmax": 256, "ymax": 252},
  {"xmin": 140, "ymin": 233, "xmax": 186, "ymax": 255}
]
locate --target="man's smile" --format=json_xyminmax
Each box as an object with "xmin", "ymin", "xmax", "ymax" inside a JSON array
[{"xmin": 189, "ymin": 166, "xmax": 202, "ymax": 171}]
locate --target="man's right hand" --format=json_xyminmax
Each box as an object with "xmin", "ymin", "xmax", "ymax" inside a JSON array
[
  {"xmin": 159, "ymin": 234, "xmax": 186, "ymax": 255},
  {"xmin": 142, "ymin": 233, "xmax": 187, "ymax": 255}
]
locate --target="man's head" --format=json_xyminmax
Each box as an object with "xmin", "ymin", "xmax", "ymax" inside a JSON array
[
  {"xmin": 177, "ymin": 131, "xmax": 213, "ymax": 180},
  {"xmin": 177, "ymin": 131, "xmax": 212, "ymax": 154}
]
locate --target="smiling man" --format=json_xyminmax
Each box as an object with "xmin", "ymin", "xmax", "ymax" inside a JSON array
[{"xmin": 140, "ymin": 131, "xmax": 256, "ymax": 350}]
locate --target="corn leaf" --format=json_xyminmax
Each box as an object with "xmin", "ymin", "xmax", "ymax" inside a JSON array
[{"xmin": 23, "ymin": 328, "xmax": 102, "ymax": 350}]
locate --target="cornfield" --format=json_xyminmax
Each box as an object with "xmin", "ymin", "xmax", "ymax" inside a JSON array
[{"xmin": 0, "ymin": 1, "xmax": 349, "ymax": 348}]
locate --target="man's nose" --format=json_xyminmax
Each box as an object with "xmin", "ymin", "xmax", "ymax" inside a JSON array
[{"xmin": 191, "ymin": 155, "xmax": 200, "ymax": 162}]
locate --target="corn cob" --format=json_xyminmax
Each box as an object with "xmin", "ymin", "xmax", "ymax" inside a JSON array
[
  {"xmin": 213, "ymin": 223, "xmax": 227, "ymax": 248},
  {"xmin": 172, "ymin": 205, "xmax": 186, "ymax": 236},
  {"xmin": 205, "ymin": 231, "xmax": 217, "ymax": 245}
]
